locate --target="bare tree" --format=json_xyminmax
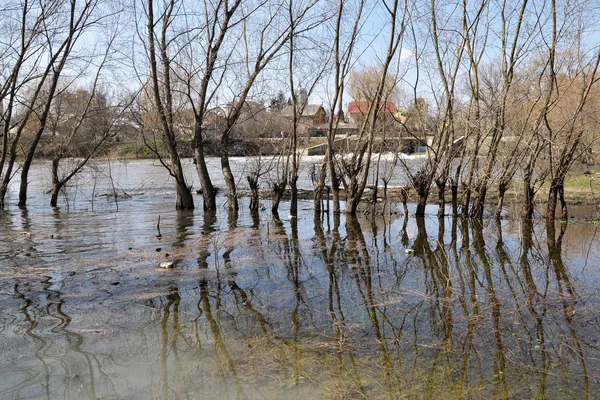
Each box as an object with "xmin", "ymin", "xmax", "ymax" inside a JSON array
[
  {"xmin": 17, "ymin": 0, "xmax": 104, "ymax": 209},
  {"xmin": 0, "ymin": 0, "xmax": 101, "ymax": 208},
  {"xmin": 313, "ymin": 0, "xmax": 367, "ymax": 216},
  {"xmin": 397, "ymin": 0, "xmax": 466, "ymax": 217},
  {"xmin": 518, "ymin": 0, "xmax": 600, "ymax": 220},
  {"xmin": 274, "ymin": 0, "xmax": 329, "ymax": 216},
  {"xmin": 316, "ymin": 0, "xmax": 412, "ymax": 215},
  {"xmin": 143, "ymin": 0, "xmax": 195, "ymax": 209},
  {"xmin": 217, "ymin": 2, "xmax": 318, "ymax": 214},
  {"xmin": 0, "ymin": 0, "xmax": 49, "ymax": 208},
  {"xmin": 43, "ymin": 14, "xmax": 132, "ymax": 208},
  {"xmin": 468, "ymin": 0, "xmax": 533, "ymax": 219},
  {"xmin": 543, "ymin": 12, "xmax": 600, "ymax": 221}
]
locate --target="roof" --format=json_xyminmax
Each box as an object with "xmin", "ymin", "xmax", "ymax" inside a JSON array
[
  {"xmin": 280, "ymin": 104, "xmax": 324, "ymax": 118},
  {"xmin": 347, "ymin": 101, "xmax": 397, "ymax": 114}
]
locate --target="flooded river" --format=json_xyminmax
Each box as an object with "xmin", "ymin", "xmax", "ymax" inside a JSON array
[{"xmin": 1, "ymin": 159, "xmax": 600, "ymax": 399}]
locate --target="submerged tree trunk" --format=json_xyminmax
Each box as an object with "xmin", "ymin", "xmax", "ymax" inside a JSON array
[
  {"xmin": 50, "ymin": 158, "xmax": 61, "ymax": 208},
  {"xmin": 559, "ymin": 185, "xmax": 567, "ymax": 221},
  {"xmin": 400, "ymin": 187, "xmax": 409, "ymax": 216},
  {"xmin": 50, "ymin": 188, "xmax": 62, "ymax": 208},
  {"xmin": 328, "ymin": 153, "xmax": 340, "ymax": 214},
  {"xmin": 18, "ymin": 141, "xmax": 40, "ymax": 208},
  {"xmin": 415, "ymin": 188, "xmax": 428, "ymax": 217},
  {"xmin": 0, "ymin": 141, "xmax": 21, "ymax": 208},
  {"xmin": 290, "ymin": 176, "xmax": 299, "ymax": 216},
  {"xmin": 469, "ymin": 185, "xmax": 487, "ymax": 220},
  {"xmin": 382, "ymin": 180, "xmax": 389, "ymax": 217},
  {"xmin": 272, "ymin": 180, "xmax": 286, "ymax": 214},
  {"xmin": 451, "ymin": 181, "xmax": 459, "ymax": 216},
  {"xmin": 193, "ymin": 137, "xmax": 217, "ymax": 211},
  {"xmin": 521, "ymin": 178, "xmax": 535, "ymax": 220},
  {"xmin": 546, "ymin": 179, "xmax": 568, "ymax": 222},
  {"xmin": 313, "ymin": 159, "xmax": 327, "ymax": 216},
  {"xmin": 247, "ymin": 175, "xmax": 259, "ymax": 217},
  {"xmin": 221, "ymin": 152, "xmax": 238, "ymax": 212},
  {"xmin": 169, "ymin": 151, "xmax": 194, "ymax": 210},
  {"xmin": 174, "ymin": 177, "xmax": 194, "ymax": 210},
  {"xmin": 414, "ymin": 174, "xmax": 429, "ymax": 217},
  {"xmin": 495, "ymin": 180, "xmax": 508, "ymax": 219},
  {"xmin": 462, "ymin": 187, "xmax": 471, "ymax": 218},
  {"xmin": 436, "ymin": 178, "xmax": 446, "ymax": 218}
]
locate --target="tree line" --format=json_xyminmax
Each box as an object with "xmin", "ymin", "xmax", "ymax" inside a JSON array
[{"xmin": 0, "ymin": 0, "xmax": 599, "ymax": 222}]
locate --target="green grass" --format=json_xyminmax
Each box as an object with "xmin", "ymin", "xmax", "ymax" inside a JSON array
[{"xmin": 564, "ymin": 173, "xmax": 600, "ymax": 190}]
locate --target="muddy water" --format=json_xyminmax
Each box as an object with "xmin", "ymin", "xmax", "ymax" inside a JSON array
[{"xmin": 1, "ymin": 160, "xmax": 600, "ymax": 399}]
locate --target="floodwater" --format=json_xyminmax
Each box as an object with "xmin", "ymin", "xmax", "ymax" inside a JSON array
[{"xmin": 1, "ymin": 160, "xmax": 600, "ymax": 399}]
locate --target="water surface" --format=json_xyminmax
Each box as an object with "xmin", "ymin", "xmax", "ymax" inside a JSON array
[{"xmin": 1, "ymin": 160, "xmax": 600, "ymax": 399}]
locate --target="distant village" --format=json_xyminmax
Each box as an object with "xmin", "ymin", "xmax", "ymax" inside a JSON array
[{"xmin": 29, "ymin": 88, "xmax": 432, "ymax": 158}]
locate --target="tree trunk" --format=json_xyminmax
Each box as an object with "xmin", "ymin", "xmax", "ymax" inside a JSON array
[
  {"xmin": 400, "ymin": 187, "xmax": 409, "ymax": 217},
  {"xmin": 50, "ymin": 158, "xmax": 61, "ymax": 208},
  {"xmin": 496, "ymin": 181, "xmax": 507, "ymax": 220},
  {"xmin": 328, "ymin": 150, "xmax": 340, "ymax": 214},
  {"xmin": 1, "ymin": 139, "xmax": 19, "ymax": 209},
  {"xmin": 290, "ymin": 176, "xmax": 298, "ymax": 216},
  {"xmin": 346, "ymin": 185, "xmax": 360, "ymax": 215},
  {"xmin": 169, "ymin": 151, "xmax": 194, "ymax": 209},
  {"xmin": 249, "ymin": 189, "xmax": 259, "ymax": 217},
  {"xmin": 18, "ymin": 156, "xmax": 34, "ymax": 209},
  {"xmin": 451, "ymin": 182, "xmax": 458, "ymax": 216},
  {"xmin": 221, "ymin": 153, "xmax": 238, "ymax": 212},
  {"xmin": 415, "ymin": 187, "xmax": 428, "ymax": 217},
  {"xmin": 50, "ymin": 189, "xmax": 61, "ymax": 208},
  {"xmin": 313, "ymin": 160, "xmax": 327, "ymax": 217},
  {"xmin": 559, "ymin": 184, "xmax": 567, "ymax": 221},
  {"xmin": 0, "ymin": 185, "xmax": 8, "ymax": 209},
  {"xmin": 19, "ymin": 123, "xmax": 49, "ymax": 208},
  {"xmin": 371, "ymin": 181, "xmax": 378, "ymax": 214},
  {"xmin": 521, "ymin": 178, "xmax": 535, "ymax": 220},
  {"xmin": 331, "ymin": 176, "xmax": 340, "ymax": 214},
  {"xmin": 462, "ymin": 187, "xmax": 471, "ymax": 218},
  {"xmin": 193, "ymin": 137, "xmax": 216, "ymax": 211},
  {"xmin": 382, "ymin": 180, "xmax": 388, "ymax": 217},
  {"xmin": 546, "ymin": 179, "xmax": 568, "ymax": 222},
  {"xmin": 271, "ymin": 181, "xmax": 286, "ymax": 214},
  {"xmin": 436, "ymin": 179, "xmax": 446, "ymax": 218},
  {"xmin": 175, "ymin": 179, "xmax": 194, "ymax": 209},
  {"xmin": 546, "ymin": 182, "xmax": 558, "ymax": 221},
  {"xmin": 313, "ymin": 187, "xmax": 322, "ymax": 216},
  {"xmin": 470, "ymin": 185, "xmax": 486, "ymax": 219}
]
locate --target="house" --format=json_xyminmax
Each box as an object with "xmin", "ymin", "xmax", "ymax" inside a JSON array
[
  {"xmin": 54, "ymin": 89, "xmax": 108, "ymax": 122},
  {"xmin": 346, "ymin": 101, "xmax": 398, "ymax": 124},
  {"xmin": 280, "ymin": 104, "xmax": 327, "ymax": 126},
  {"xmin": 202, "ymin": 107, "xmax": 226, "ymax": 128}
]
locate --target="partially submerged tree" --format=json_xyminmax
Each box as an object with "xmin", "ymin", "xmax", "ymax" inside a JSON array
[
  {"xmin": 0, "ymin": 0, "xmax": 103, "ymax": 209},
  {"xmin": 396, "ymin": 0, "xmax": 467, "ymax": 217},
  {"xmin": 273, "ymin": 0, "xmax": 329, "ymax": 216},
  {"xmin": 143, "ymin": 0, "xmax": 195, "ymax": 209}
]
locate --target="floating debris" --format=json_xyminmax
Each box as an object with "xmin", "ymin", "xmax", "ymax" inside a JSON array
[
  {"xmin": 405, "ymin": 248, "xmax": 414, "ymax": 255},
  {"xmin": 159, "ymin": 261, "xmax": 175, "ymax": 269}
]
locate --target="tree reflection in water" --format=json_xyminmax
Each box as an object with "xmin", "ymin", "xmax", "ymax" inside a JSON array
[{"xmin": 1, "ymin": 209, "xmax": 600, "ymax": 398}]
